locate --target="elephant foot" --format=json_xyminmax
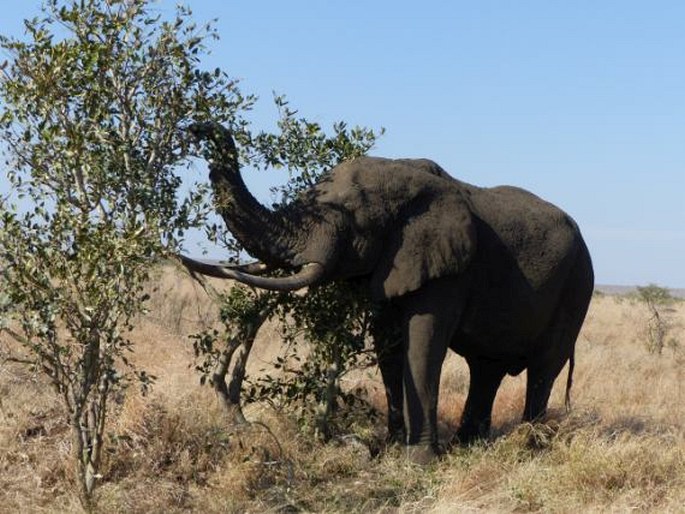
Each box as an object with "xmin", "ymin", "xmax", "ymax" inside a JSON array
[
  {"xmin": 405, "ymin": 444, "xmax": 441, "ymax": 465},
  {"xmin": 386, "ymin": 427, "xmax": 406, "ymax": 446},
  {"xmin": 453, "ymin": 417, "xmax": 492, "ymax": 446},
  {"xmin": 451, "ymin": 427, "xmax": 485, "ymax": 447}
]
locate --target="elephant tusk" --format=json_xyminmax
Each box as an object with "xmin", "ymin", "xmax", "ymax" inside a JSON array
[
  {"xmin": 205, "ymin": 260, "xmax": 271, "ymax": 275},
  {"xmin": 178, "ymin": 255, "xmax": 324, "ymax": 291},
  {"xmin": 234, "ymin": 261, "xmax": 271, "ymax": 275}
]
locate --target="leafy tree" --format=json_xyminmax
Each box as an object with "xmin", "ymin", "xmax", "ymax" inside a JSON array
[
  {"xmin": 247, "ymin": 281, "xmax": 378, "ymax": 440},
  {"xmin": 0, "ymin": 0, "xmax": 251, "ymax": 507},
  {"xmin": 190, "ymin": 99, "xmax": 383, "ymax": 439}
]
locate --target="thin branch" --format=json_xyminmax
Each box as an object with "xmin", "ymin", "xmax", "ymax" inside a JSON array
[{"xmin": 2, "ymin": 355, "xmax": 36, "ymax": 366}]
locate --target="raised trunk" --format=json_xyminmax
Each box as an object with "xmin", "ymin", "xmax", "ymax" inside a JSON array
[{"xmin": 195, "ymin": 123, "xmax": 300, "ymax": 267}]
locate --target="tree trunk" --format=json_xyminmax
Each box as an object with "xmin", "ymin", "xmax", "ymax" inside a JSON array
[
  {"xmin": 315, "ymin": 341, "xmax": 342, "ymax": 441},
  {"xmin": 211, "ymin": 303, "xmax": 271, "ymax": 424},
  {"xmin": 71, "ymin": 412, "xmax": 93, "ymax": 511},
  {"xmin": 70, "ymin": 380, "xmax": 108, "ymax": 512}
]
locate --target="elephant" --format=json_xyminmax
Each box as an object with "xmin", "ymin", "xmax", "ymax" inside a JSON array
[{"xmin": 181, "ymin": 122, "xmax": 594, "ymax": 464}]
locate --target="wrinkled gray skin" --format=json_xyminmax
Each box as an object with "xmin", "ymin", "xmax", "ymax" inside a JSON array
[{"xmin": 184, "ymin": 122, "xmax": 594, "ymax": 464}]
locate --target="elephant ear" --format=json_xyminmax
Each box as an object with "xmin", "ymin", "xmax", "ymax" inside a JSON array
[{"xmin": 371, "ymin": 194, "xmax": 476, "ymax": 300}]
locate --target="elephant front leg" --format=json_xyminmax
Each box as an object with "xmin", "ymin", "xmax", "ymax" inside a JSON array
[
  {"xmin": 385, "ymin": 277, "xmax": 464, "ymax": 464},
  {"xmin": 402, "ymin": 310, "xmax": 451, "ymax": 464}
]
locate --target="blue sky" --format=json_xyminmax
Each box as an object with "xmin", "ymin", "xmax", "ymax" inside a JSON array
[{"xmin": 2, "ymin": 1, "xmax": 684, "ymax": 287}]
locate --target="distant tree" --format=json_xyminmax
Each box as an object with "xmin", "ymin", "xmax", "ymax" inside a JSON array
[
  {"xmin": 0, "ymin": 0, "xmax": 251, "ymax": 507},
  {"xmin": 636, "ymin": 284, "xmax": 679, "ymax": 355}
]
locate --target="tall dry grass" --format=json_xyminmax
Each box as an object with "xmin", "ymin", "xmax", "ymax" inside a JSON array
[{"xmin": 1, "ymin": 266, "xmax": 683, "ymax": 512}]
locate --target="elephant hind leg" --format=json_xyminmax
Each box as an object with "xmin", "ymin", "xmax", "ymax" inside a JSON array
[
  {"xmin": 523, "ymin": 308, "xmax": 586, "ymax": 422},
  {"xmin": 375, "ymin": 338, "xmax": 405, "ymax": 443},
  {"xmin": 454, "ymin": 357, "xmax": 507, "ymax": 445},
  {"xmin": 524, "ymin": 242, "xmax": 593, "ymax": 422},
  {"xmin": 371, "ymin": 303, "xmax": 405, "ymax": 443},
  {"xmin": 523, "ymin": 370, "xmax": 557, "ymax": 422}
]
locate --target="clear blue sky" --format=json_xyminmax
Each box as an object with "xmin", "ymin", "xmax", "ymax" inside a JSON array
[{"xmin": 2, "ymin": 1, "xmax": 684, "ymax": 287}]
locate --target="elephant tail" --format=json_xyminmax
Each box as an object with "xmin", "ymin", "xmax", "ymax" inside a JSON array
[{"xmin": 564, "ymin": 351, "xmax": 575, "ymax": 413}]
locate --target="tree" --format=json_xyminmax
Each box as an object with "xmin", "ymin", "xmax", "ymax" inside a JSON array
[
  {"xmin": 0, "ymin": 0, "xmax": 251, "ymax": 507},
  {"xmin": 190, "ymin": 98, "xmax": 384, "ymax": 439},
  {"xmin": 636, "ymin": 284, "xmax": 680, "ymax": 355}
]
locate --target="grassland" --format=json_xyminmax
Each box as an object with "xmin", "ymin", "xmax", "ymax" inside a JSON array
[{"xmin": 1, "ymin": 267, "xmax": 683, "ymax": 512}]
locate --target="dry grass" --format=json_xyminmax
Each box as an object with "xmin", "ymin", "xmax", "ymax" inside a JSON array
[{"xmin": 1, "ymin": 267, "xmax": 684, "ymax": 513}]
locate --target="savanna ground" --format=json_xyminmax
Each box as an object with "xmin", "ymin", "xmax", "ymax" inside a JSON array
[{"xmin": 1, "ymin": 265, "xmax": 683, "ymax": 513}]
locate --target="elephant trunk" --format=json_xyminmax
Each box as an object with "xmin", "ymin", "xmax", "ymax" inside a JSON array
[{"xmin": 193, "ymin": 123, "xmax": 300, "ymax": 268}]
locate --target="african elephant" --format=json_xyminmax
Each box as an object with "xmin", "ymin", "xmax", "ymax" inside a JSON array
[{"xmin": 182, "ymin": 122, "xmax": 594, "ymax": 464}]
